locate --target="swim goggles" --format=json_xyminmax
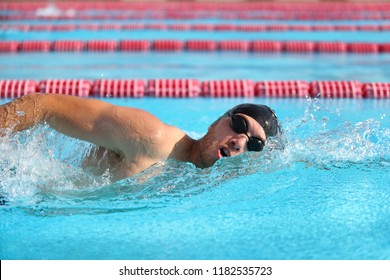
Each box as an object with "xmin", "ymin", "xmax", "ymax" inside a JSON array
[{"xmin": 230, "ymin": 114, "xmax": 265, "ymax": 152}]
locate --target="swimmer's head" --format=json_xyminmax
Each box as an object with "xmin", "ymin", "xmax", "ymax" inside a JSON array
[
  {"xmin": 221, "ymin": 103, "xmax": 281, "ymax": 139},
  {"xmin": 198, "ymin": 103, "xmax": 282, "ymax": 168}
]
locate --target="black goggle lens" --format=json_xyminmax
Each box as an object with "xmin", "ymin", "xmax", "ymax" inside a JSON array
[{"xmin": 230, "ymin": 115, "xmax": 265, "ymax": 152}]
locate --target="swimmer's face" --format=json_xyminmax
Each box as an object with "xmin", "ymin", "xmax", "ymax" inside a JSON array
[{"xmin": 199, "ymin": 113, "xmax": 266, "ymax": 167}]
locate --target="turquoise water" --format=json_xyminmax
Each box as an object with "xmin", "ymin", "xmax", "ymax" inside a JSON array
[
  {"xmin": 0, "ymin": 20, "xmax": 390, "ymax": 260},
  {"xmin": 2, "ymin": 20, "xmax": 390, "ymax": 82},
  {"xmin": 2, "ymin": 27, "xmax": 390, "ymax": 42},
  {"xmin": 1, "ymin": 52, "xmax": 390, "ymax": 82},
  {"xmin": 1, "ymin": 97, "xmax": 389, "ymax": 259}
]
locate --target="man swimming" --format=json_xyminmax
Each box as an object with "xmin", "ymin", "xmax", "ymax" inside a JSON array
[{"xmin": 0, "ymin": 94, "xmax": 280, "ymax": 180}]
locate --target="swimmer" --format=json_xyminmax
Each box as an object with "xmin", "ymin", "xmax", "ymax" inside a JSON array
[{"xmin": 0, "ymin": 94, "xmax": 281, "ymax": 180}]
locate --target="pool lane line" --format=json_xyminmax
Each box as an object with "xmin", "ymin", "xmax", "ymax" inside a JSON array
[
  {"xmin": 1, "ymin": 79, "xmax": 389, "ymax": 99},
  {"xmin": 1, "ymin": 40, "xmax": 389, "ymax": 53},
  {"xmin": 2, "ymin": 23, "xmax": 390, "ymax": 32}
]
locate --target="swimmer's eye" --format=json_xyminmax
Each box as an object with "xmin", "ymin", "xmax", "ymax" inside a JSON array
[{"xmin": 230, "ymin": 114, "xmax": 265, "ymax": 152}]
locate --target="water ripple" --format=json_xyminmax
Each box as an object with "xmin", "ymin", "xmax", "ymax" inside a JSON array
[{"xmin": 1, "ymin": 99, "xmax": 389, "ymax": 216}]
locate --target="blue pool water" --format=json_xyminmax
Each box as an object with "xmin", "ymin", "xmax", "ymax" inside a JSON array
[
  {"xmin": 3, "ymin": 25, "xmax": 390, "ymax": 43},
  {"xmin": 1, "ymin": 97, "xmax": 389, "ymax": 260},
  {"xmin": 1, "ymin": 19, "xmax": 390, "ymax": 260},
  {"xmin": 1, "ymin": 52, "xmax": 390, "ymax": 82}
]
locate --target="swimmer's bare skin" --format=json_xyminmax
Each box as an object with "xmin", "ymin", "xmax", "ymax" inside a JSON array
[{"xmin": 0, "ymin": 94, "xmax": 267, "ymax": 180}]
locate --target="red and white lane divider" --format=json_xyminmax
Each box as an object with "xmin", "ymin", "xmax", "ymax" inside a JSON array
[
  {"xmin": 0, "ymin": 80, "xmax": 38, "ymax": 99},
  {"xmin": 4, "ymin": 23, "xmax": 390, "ymax": 32},
  {"xmin": 255, "ymin": 81, "xmax": 309, "ymax": 98},
  {"xmin": 147, "ymin": 79, "xmax": 200, "ymax": 97},
  {"xmin": 1, "ymin": 2, "xmax": 389, "ymax": 11},
  {"xmin": 309, "ymin": 81, "xmax": 362, "ymax": 98},
  {"xmin": 201, "ymin": 80, "xmax": 254, "ymax": 97},
  {"xmin": 0, "ymin": 40, "xmax": 389, "ymax": 53},
  {"xmin": 38, "ymin": 79, "xmax": 91, "ymax": 97},
  {"xmin": 2, "ymin": 2, "xmax": 390, "ymax": 22},
  {"xmin": 92, "ymin": 79, "xmax": 145, "ymax": 98},
  {"xmin": 0, "ymin": 79, "xmax": 389, "ymax": 99},
  {"xmin": 362, "ymin": 82, "xmax": 390, "ymax": 99}
]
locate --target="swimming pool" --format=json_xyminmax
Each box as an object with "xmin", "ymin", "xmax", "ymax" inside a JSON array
[{"xmin": 1, "ymin": 3, "xmax": 389, "ymax": 260}]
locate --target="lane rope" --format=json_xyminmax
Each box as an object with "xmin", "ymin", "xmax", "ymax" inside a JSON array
[
  {"xmin": 1, "ymin": 79, "xmax": 389, "ymax": 99},
  {"xmin": 1, "ymin": 40, "xmax": 389, "ymax": 53},
  {"xmin": 2, "ymin": 1, "xmax": 389, "ymax": 11},
  {"xmin": 2, "ymin": 2, "xmax": 390, "ymax": 21},
  {"xmin": 3, "ymin": 23, "xmax": 390, "ymax": 32}
]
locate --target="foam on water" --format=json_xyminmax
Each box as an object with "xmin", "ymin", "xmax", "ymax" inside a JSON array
[
  {"xmin": 0, "ymin": 98, "xmax": 389, "ymax": 215},
  {"xmin": 279, "ymin": 97, "xmax": 389, "ymax": 170}
]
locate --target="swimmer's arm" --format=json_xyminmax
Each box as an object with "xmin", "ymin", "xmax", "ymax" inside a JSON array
[
  {"xmin": 0, "ymin": 93, "xmax": 49, "ymax": 134},
  {"xmin": 0, "ymin": 94, "xmax": 164, "ymax": 156}
]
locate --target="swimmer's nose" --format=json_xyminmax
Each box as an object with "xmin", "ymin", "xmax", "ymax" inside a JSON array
[{"xmin": 229, "ymin": 136, "xmax": 247, "ymax": 155}]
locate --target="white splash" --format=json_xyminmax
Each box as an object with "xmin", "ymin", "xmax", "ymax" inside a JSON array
[{"xmin": 35, "ymin": 3, "xmax": 61, "ymax": 17}]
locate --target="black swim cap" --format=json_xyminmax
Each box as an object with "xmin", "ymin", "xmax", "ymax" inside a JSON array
[{"xmin": 224, "ymin": 103, "xmax": 281, "ymax": 138}]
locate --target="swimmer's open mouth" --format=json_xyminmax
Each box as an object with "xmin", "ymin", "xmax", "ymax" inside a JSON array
[{"xmin": 220, "ymin": 148, "xmax": 229, "ymax": 157}]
